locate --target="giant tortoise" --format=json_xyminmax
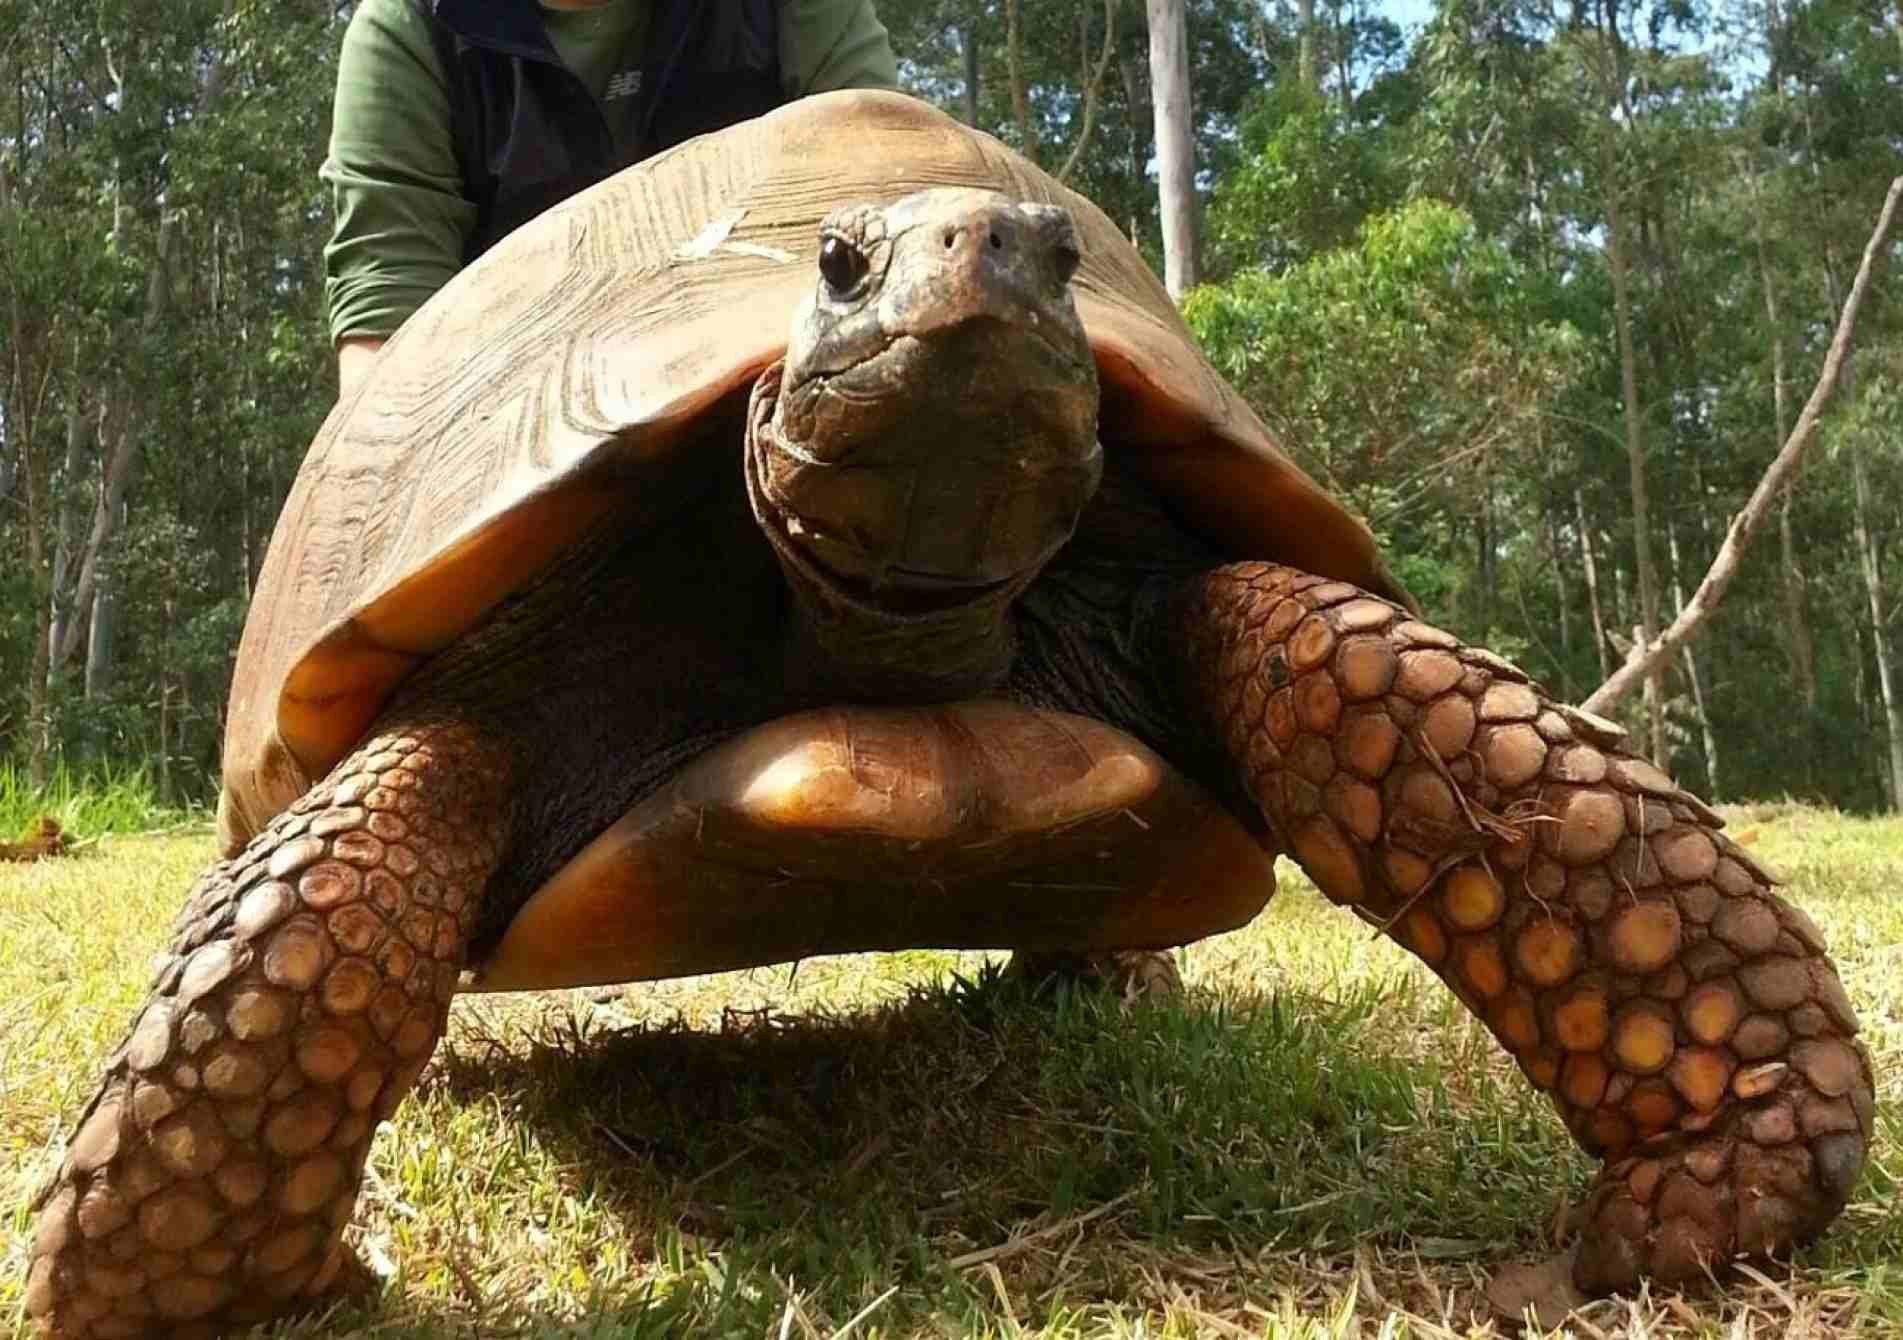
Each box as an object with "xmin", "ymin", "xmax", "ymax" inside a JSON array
[{"xmin": 26, "ymin": 90, "xmax": 1872, "ymax": 1335}]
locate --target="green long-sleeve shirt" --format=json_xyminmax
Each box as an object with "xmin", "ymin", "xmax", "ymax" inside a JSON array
[{"xmin": 322, "ymin": 0, "xmax": 899, "ymax": 344}]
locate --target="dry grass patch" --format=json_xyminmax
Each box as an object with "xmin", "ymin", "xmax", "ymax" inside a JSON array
[{"xmin": 2, "ymin": 808, "xmax": 1898, "ymax": 1337}]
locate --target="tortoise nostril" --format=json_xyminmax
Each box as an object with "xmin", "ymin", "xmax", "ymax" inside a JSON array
[
  {"xmin": 989, "ymin": 230, "xmax": 1003, "ymax": 249},
  {"xmin": 942, "ymin": 228, "xmax": 956, "ymax": 249}
]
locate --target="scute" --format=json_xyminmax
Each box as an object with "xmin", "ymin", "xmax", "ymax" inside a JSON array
[{"xmin": 220, "ymin": 89, "xmax": 1405, "ymax": 853}]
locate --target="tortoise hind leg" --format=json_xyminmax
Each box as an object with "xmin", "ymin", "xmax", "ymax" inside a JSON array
[
  {"xmin": 1006, "ymin": 949, "xmax": 1184, "ymax": 1002},
  {"xmin": 25, "ymin": 724, "xmax": 510, "ymax": 1338},
  {"xmin": 1169, "ymin": 562, "xmax": 1873, "ymax": 1293}
]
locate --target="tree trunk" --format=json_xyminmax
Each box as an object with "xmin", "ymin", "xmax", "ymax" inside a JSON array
[
  {"xmin": 1297, "ymin": 0, "xmax": 1318, "ymax": 91},
  {"xmin": 85, "ymin": 532, "xmax": 120, "ymax": 699},
  {"xmin": 1248, "ymin": 5, "xmax": 1275, "ymax": 67},
  {"xmin": 1853, "ymin": 624, "xmax": 1872, "ymax": 784},
  {"xmin": 240, "ymin": 440, "xmax": 255, "ymax": 602},
  {"xmin": 24, "ymin": 427, "xmax": 53, "ymax": 787},
  {"xmin": 1118, "ymin": 48, "xmax": 1147, "ymax": 246},
  {"xmin": 960, "ymin": 23, "xmax": 980, "ymax": 127},
  {"xmin": 1576, "ymin": 488, "xmax": 1611, "ymax": 684},
  {"xmin": 157, "ymin": 633, "xmax": 172, "ymax": 804},
  {"xmin": 1146, "ymin": 0, "xmax": 1196, "ymax": 299},
  {"xmin": 8, "ymin": 213, "xmax": 60, "ymax": 782},
  {"xmin": 15, "ymin": 350, "xmax": 56, "ymax": 786},
  {"xmin": 1005, "ymin": 0, "xmax": 1038, "ymax": 161},
  {"xmin": 1601, "ymin": 153, "xmax": 1666, "ymax": 764},
  {"xmin": 48, "ymin": 381, "xmax": 89, "ymax": 663},
  {"xmin": 53, "ymin": 212, "xmax": 176, "ymax": 677},
  {"xmin": 49, "ymin": 43, "xmax": 221, "ymax": 693},
  {"xmin": 1547, "ymin": 498, "xmax": 1573, "ymax": 697},
  {"xmin": 1583, "ymin": 177, "xmax": 1902, "ymax": 721},
  {"xmin": 1668, "ymin": 522, "xmax": 1721, "ymax": 797},
  {"xmin": 1851, "ymin": 436, "xmax": 1903, "ymax": 810},
  {"xmin": 1749, "ymin": 168, "xmax": 1817, "ymax": 710},
  {"xmin": 1333, "ymin": 2, "xmax": 1353, "ymax": 116},
  {"xmin": 53, "ymin": 418, "xmax": 137, "ymax": 674},
  {"xmin": 1119, "ymin": 45, "xmax": 1148, "ymax": 145},
  {"xmin": 1475, "ymin": 473, "xmax": 1495, "ymax": 636},
  {"xmin": 1056, "ymin": 0, "xmax": 1117, "ymax": 184}
]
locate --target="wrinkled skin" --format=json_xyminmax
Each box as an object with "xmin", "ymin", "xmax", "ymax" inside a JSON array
[
  {"xmin": 25, "ymin": 190, "xmax": 1872, "ymax": 1337},
  {"xmin": 748, "ymin": 191, "xmax": 1101, "ymax": 700}
]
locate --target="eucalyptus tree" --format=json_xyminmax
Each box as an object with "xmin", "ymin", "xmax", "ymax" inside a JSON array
[{"xmin": 0, "ymin": 0, "xmax": 337, "ymax": 791}]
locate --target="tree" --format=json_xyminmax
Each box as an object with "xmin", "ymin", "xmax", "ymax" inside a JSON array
[
  {"xmin": 1575, "ymin": 180, "xmax": 1900, "ymax": 736},
  {"xmin": 0, "ymin": 0, "xmax": 339, "ymax": 786},
  {"xmin": 1146, "ymin": 0, "xmax": 1197, "ymax": 296},
  {"xmin": 1187, "ymin": 200, "xmax": 1581, "ymax": 617},
  {"xmin": 2, "ymin": 0, "xmax": 1899, "ymax": 815}
]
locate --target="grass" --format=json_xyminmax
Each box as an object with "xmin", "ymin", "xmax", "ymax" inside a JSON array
[
  {"xmin": 0, "ymin": 760, "xmax": 204, "ymax": 841},
  {"xmin": 1, "ymin": 803, "xmax": 1898, "ymax": 1338}
]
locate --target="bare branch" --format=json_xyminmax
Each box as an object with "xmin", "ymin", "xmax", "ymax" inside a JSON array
[
  {"xmin": 1005, "ymin": 0, "xmax": 1038, "ymax": 162},
  {"xmin": 1582, "ymin": 176, "xmax": 1903, "ymax": 714},
  {"xmin": 1057, "ymin": 0, "xmax": 1118, "ymax": 185}
]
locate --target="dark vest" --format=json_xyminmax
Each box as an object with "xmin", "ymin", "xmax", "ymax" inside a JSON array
[{"xmin": 422, "ymin": 0, "xmax": 785, "ymax": 259}]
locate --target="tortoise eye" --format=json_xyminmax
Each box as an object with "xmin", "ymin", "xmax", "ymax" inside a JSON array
[{"xmin": 818, "ymin": 235, "xmax": 868, "ymax": 295}]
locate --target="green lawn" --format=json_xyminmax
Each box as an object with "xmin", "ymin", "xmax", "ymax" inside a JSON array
[{"xmin": 3, "ymin": 805, "xmax": 1898, "ymax": 1338}]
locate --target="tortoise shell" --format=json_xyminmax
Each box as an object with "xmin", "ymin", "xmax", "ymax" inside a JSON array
[{"xmin": 219, "ymin": 89, "xmax": 1404, "ymax": 854}]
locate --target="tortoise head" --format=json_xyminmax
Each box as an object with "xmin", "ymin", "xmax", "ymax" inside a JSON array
[{"xmin": 745, "ymin": 188, "xmax": 1102, "ymax": 615}]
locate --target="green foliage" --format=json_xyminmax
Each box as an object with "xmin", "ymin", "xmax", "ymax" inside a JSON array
[
  {"xmin": 1, "ymin": 0, "xmax": 337, "ymax": 800},
  {"xmin": 1181, "ymin": 0, "xmax": 1903, "ymax": 806},
  {"xmin": 2, "ymin": 0, "xmax": 1899, "ymax": 816},
  {"xmin": 1206, "ymin": 86, "xmax": 1406, "ymax": 276},
  {"xmin": 1830, "ymin": 351, "xmax": 1903, "ymax": 472},
  {"xmin": 0, "ymin": 759, "xmax": 200, "ymax": 837},
  {"xmin": 1187, "ymin": 198, "xmax": 1580, "ymax": 574},
  {"xmin": 878, "ymin": 0, "xmax": 1286, "ymax": 266}
]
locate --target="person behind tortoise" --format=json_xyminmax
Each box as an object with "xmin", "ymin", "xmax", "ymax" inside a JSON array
[{"xmin": 324, "ymin": 0, "xmax": 899, "ymax": 398}]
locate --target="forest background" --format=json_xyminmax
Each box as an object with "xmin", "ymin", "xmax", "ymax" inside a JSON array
[{"xmin": 1, "ymin": 0, "xmax": 1899, "ymax": 816}]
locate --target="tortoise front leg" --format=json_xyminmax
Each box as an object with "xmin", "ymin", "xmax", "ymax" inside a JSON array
[
  {"xmin": 1171, "ymin": 562, "xmax": 1872, "ymax": 1292},
  {"xmin": 25, "ymin": 724, "xmax": 509, "ymax": 1338}
]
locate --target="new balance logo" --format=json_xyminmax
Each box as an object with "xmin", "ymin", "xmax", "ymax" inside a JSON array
[{"xmin": 605, "ymin": 69, "xmax": 642, "ymax": 100}]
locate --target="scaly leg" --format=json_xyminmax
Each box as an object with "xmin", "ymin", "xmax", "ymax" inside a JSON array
[
  {"xmin": 1171, "ymin": 563, "xmax": 1872, "ymax": 1291},
  {"xmin": 25, "ymin": 724, "xmax": 510, "ymax": 1338},
  {"xmin": 1006, "ymin": 949, "xmax": 1184, "ymax": 1002}
]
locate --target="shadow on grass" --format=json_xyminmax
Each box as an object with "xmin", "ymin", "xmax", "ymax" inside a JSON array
[{"xmin": 325, "ymin": 968, "xmax": 1598, "ymax": 1336}]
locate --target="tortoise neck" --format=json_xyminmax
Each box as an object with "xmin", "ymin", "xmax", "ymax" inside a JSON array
[
  {"xmin": 742, "ymin": 378, "xmax": 1022, "ymax": 704},
  {"xmin": 775, "ymin": 571, "xmax": 1020, "ymax": 704}
]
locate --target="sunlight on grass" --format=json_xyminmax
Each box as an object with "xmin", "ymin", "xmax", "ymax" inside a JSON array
[
  {"xmin": 0, "ymin": 760, "xmax": 204, "ymax": 841},
  {"xmin": 1, "ymin": 808, "xmax": 1897, "ymax": 1337}
]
